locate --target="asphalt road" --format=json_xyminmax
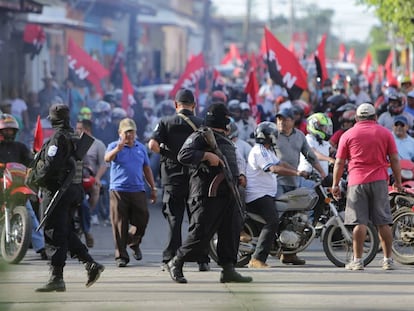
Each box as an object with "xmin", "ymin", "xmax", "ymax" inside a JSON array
[{"xmin": 1, "ymin": 199, "xmax": 414, "ymax": 311}]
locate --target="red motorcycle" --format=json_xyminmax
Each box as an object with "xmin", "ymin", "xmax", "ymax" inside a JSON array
[
  {"xmin": 0, "ymin": 162, "xmax": 36, "ymax": 264},
  {"xmin": 400, "ymin": 159, "xmax": 414, "ymax": 188}
]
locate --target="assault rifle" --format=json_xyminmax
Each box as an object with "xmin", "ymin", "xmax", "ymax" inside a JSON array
[
  {"xmin": 201, "ymin": 127, "xmax": 245, "ymax": 219},
  {"xmin": 36, "ymin": 132, "xmax": 94, "ymax": 231}
]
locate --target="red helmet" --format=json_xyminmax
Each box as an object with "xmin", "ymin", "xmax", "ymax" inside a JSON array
[
  {"xmin": 211, "ymin": 90, "xmax": 227, "ymax": 104},
  {"xmin": 83, "ymin": 175, "xmax": 96, "ymax": 191},
  {"xmin": 292, "ymin": 100, "xmax": 311, "ymax": 117}
]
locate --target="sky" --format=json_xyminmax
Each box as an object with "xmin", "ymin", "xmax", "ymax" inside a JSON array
[{"xmin": 211, "ymin": 0, "xmax": 380, "ymax": 42}]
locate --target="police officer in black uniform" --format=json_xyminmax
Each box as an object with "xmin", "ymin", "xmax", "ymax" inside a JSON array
[
  {"xmin": 34, "ymin": 104, "xmax": 104, "ymax": 292},
  {"xmin": 148, "ymin": 88, "xmax": 210, "ymax": 271},
  {"xmin": 166, "ymin": 103, "xmax": 252, "ymax": 284}
]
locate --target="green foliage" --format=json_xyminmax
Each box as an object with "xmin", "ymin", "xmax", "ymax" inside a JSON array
[{"xmin": 358, "ymin": 0, "xmax": 414, "ymax": 42}]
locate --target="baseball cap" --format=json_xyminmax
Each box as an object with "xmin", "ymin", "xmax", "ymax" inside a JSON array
[
  {"xmin": 356, "ymin": 103, "xmax": 375, "ymax": 118},
  {"xmin": 407, "ymin": 90, "xmax": 414, "ymax": 99},
  {"xmin": 240, "ymin": 102, "xmax": 250, "ymax": 111},
  {"xmin": 118, "ymin": 118, "xmax": 137, "ymax": 133},
  {"xmin": 394, "ymin": 115, "xmax": 408, "ymax": 126},
  {"xmin": 276, "ymin": 108, "xmax": 294, "ymax": 119},
  {"xmin": 175, "ymin": 88, "xmax": 195, "ymax": 104}
]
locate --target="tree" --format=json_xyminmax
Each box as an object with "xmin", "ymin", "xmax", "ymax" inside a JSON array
[{"xmin": 358, "ymin": 0, "xmax": 414, "ymax": 42}]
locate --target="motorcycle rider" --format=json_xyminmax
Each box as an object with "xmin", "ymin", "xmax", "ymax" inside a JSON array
[
  {"xmin": 378, "ymin": 92, "xmax": 414, "ymax": 131},
  {"xmin": 274, "ymin": 108, "xmax": 327, "ymax": 265},
  {"xmin": 0, "ymin": 113, "xmax": 46, "ymax": 260},
  {"xmin": 33, "ymin": 104, "xmax": 104, "ymax": 292},
  {"xmin": 245, "ymin": 122, "xmax": 308, "ymax": 268}
]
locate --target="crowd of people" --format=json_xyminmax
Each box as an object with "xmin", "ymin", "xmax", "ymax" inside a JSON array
[{"xmin": 1, "ymin": 64, "xmax": 414, "ymax": 291}]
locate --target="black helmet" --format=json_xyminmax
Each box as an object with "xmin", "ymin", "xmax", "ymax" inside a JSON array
[
  {"xmin": 48, "ymin": 103, "xmax": 70, "ymax": 122},
  {"xmin": 326, "ymin": 94, "xmax": 348, "ymax": 111},
  {"xmin": 204, "ymin": 103, "xmax": 230, "ymax": 130},
  {"xmin": 254, "ymin": 121, "xmax": 278, "ymax": 146}
]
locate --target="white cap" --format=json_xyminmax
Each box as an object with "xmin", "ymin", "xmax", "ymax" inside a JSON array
[
  {"xmin": 240, "ymin": 102, "xmax": 250, "ymax": 110},
  {"xmin": 356, "ymin": 103, "xmax": 376, "ymax": 117},
  {"xmin": 407, "ymin": 90, "xmax": 414, "ymax": 98}
]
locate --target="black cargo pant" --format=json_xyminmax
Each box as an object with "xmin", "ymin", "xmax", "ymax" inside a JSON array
[
  {"xmin": 162, "ymin": 185, "xmax": 210, "ymax": 264},
  {"xmin": 42, "ymin": 183, "xmax": 93, "ymax": 268},
  {"xmin": 176, "ymin": 195, "xmax": 240, "ymax": 266}
]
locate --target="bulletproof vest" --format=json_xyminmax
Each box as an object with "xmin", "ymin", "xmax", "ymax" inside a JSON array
[
  {"xmin": 215, "ymin": 134, "xmax": 239, "ymax": 181},
  {"xmin": 70, "ymin": 132, "xmax": 83, "ymax": 184}
]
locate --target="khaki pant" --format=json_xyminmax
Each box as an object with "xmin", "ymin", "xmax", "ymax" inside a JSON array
[{"xmin": 110, "ymin": 190, "xmax": 149, "ymax": 261}]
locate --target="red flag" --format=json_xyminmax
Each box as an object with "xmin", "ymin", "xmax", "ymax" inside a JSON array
[
  {"xmin": 359, "ymin": 51, "xmax": 372, "ymax": 81},
  {"xmin": 121, "ymin": 65, "xmax": 136, "ymax": 117},
  {"xmin": 384, "ymin": 51, "xmax": 395, "ymax": 82},
  {"xmin": 346, "ymin": 48, "xmax": 355, "ymax": 63},
  {"xmin": 67, "ymin": 38, "xmax": 109, "ymax": 95},
  {"xmin": 338, "ymin": 43, "xmax": 346, "ymax": 61},
  {"xmin": 33, "ymin": 115, "xmax": 43, "ymax": 153},
  {"xmin": 170, "ymin": 53, "xmax": 206, "ymax": 97},
  {"xmin": 244, "ymin": 69, "xmax": 260, "ymax": 124},
  {"xmin": 244, "ymin": 69, "xmax": 259, "ymax": 107},
  {"xmin": 315, "ymin": 34, "xmax": 328, "ymax": 85},
  {"xmin": 220, "ymin": 43, "xmax": 243, "ymax": 66},
  {"xmin": 264, "ymin": 27, "xmax": 307, "ymax": 100}
]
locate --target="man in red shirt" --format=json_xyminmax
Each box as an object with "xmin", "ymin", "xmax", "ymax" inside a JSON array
[{"xmin": 331, "ymin": 103, "xmax": 403, "ymax": 271}]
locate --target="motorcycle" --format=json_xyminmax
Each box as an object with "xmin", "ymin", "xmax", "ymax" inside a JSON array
[
  {"xmin": 389, "ymin": 187, "xmax": 414, "ymax": 265},
  {"xmin": 209, "ymin": 173, "xmax": 380, "ymax": 267},
  {"xmin": 400, "ymin": 159, "xmax": 414, "ymax": 188},
  {"xmin": 0, "ymin": 162, "xmax": 35, "ymax": 264}
]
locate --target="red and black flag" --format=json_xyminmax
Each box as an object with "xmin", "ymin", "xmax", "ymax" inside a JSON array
[
  {"xmin": 109, "ymin": 42, "xmax": 125, "ymax": 89},
  {"xmin": 23, "ymin": 24, "xmax": 45, "ymax": 60},
  {"xmin": 314, "ymin": 34, "xmax": 328, "ymax": 85},
  {"xmin": 264, "ymin": 27, "xmax": 307, "ymax": 100},
  {"xmin": 170, "ymin": 53, "xmax": 206, "ymax": 98},
  {"xmin": 67, "ymin": 38, "xmax": 109, "ymax": 95}
]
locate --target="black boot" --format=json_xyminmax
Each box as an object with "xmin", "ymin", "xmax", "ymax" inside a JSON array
[
  {"xmin": 36, "ymin": 266, "xmax": 66, "ymax": 292},
  {"xmin": 166, "ymin": 256, "xmax": 187, "ymax": 284},
  {"xmin": 85, "ymin": 261, "xmax": 105, "ymax": 288},
  {"xmin": 220, "ymin": 264, "xmax": 253, "ymax": 283}
]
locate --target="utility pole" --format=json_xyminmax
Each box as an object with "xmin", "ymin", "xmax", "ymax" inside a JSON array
[
  {"xmin": 289, "ymin": 0, "xmax": 295, "ymax": 41},
  {"xmin": 243, "ymin": 0, "xmax": 253, "ymax": 53},
  {"xmin": 268, "ymin": 0, "xmax": 273, "ymax": 30},
  {"xmin": 202, "ymin": 0, "xmax": 212, "ymax": 65}
]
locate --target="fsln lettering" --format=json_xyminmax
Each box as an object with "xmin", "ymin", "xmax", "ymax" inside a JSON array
[{"xmin": 283, "ymin": 72, "xmax": 297, "ymax": 88}]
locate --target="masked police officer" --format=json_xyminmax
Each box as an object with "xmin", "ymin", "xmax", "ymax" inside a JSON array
[
  {"xmin": 33, "ymin": 103, "xmax": 104, "ymax": 292},
  {"xmin": 166, "ymin": 103, "xmax": 252, "ymax": 284},
  {"xmin": 148, "ymin": 88, "xmax": 210, "ymax": 271}
]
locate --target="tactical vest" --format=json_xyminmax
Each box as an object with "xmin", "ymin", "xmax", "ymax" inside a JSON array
[{"xmin": 215, "ymin": 134, "xmax": 239, "ymax": 181}]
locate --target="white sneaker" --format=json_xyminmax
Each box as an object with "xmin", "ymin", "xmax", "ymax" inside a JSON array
[
  {"xmin": 90, "ymin": 215, "xmax": 100, "ymax": 226},
  {"xmin": 345, "ymin": 260, "xmax": 364, "ymax": 271},
  {"xmin": 382, "ymin": 258, "xmax": 394, "ymax": 270}
]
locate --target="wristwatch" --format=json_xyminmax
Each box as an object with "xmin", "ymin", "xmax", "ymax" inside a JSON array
[{"xmin": 151, "ymin": 187, "xmax": 158, "ymax": 191}]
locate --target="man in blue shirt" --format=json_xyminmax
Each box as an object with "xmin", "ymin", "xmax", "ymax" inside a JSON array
[
  {"xmin": 392, "ymin": 115, "xmax": 414, "ymax": 161},
  {"xmin": 105, "ymin": 118, "xmax": 157, "ymax": 267}
]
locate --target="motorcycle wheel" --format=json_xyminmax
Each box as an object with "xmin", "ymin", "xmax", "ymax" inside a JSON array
[
  {"xmin": 209, "ymin": 218, "xmax": 258, "ymax": 268},
  {"xmin": 322, "ymin": 223, "xmax": 379, "ymax": 267},
  {"xmin": 0, "ymin": 205, "xmax": 32, "ymax": 264},
  {"xmin": 391, "ymin": 210, "xmax": 414, "ymax": 265}
]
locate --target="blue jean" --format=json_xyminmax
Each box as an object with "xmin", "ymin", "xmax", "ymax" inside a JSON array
[{"xmin": 26, "ymin": 201, "xmax": 45, "ymax": 252}]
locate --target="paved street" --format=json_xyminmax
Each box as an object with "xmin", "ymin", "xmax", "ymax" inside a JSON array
[{"xmin": 1, "ymin": 200, "xmax": 414, "ymax": 311}]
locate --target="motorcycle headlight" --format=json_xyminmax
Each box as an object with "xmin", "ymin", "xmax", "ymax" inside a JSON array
[{"xmin": 401, "ymin": 169, "xmax": 414, "ymax": 180}]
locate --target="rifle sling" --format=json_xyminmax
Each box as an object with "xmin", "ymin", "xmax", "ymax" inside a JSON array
[{"xmin": 177, "ymin": 113, "xmax": 198, "ymax": 131}]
